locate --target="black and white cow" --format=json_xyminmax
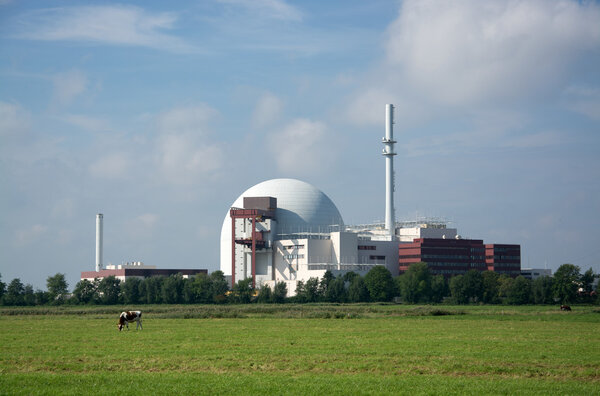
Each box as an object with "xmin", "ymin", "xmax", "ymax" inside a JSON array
[{"xmin": 117, "ymin": 311, "xmax": 142, "ymax": 331}]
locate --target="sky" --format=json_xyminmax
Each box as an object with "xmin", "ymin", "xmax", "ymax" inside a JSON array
[{"xmin": 1, "ymin": 0, "xmax": 599, "ymax": 290}]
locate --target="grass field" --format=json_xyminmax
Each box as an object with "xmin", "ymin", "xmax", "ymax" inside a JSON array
[{"xmin": 1, "ymin": 304, "xmax": 598, "ymax": 395}]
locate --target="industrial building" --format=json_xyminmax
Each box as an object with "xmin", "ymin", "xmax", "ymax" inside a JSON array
[
  {"xmin": 81, "ymin": 214, "xmax": 207, "ymax": 283},
  {"xmin": 219, "ymin": 178, "xmax": 400, "ymax": 293},
  {"xmin": 219, "ymin": 104, "xmax": 521, "ymax": 294},
  {"xmin": 398, "ymin": 238, "xmax": 521, "ymax": 277},
  {"xmin": 520, "ymin": 268, "xmax": 552, "ymax": 280},
  {"xmin": 81, "ymin": 262, "xmax": 208, "ymax": 283},
  {"xmin": 81, "ymin": 105, "xmax": 521, "ymax": 292}
]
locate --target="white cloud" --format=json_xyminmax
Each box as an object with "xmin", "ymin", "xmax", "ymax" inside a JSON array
[
  {"xmin": 268, "ymin": 118, "xmax": 327, "ymax": 174},
  {"xmin": 564, "ymin": 85, "xmax": 600, "ymax": 120},
  {"xmin": 252, "ymin": 92, "xmax": 283, "ymax": 129},
  {"xmin": 61, "ymin": 114, "xmax": 110, "ymax": 132},
  {"xmin": 121, "ymin": 213, "xmax": 160, "ymax": 241},
  {"xmin": 155, "ymin": 104, "xmax": 223, "ymax": 183},
  {"xmin": 385, "ymin": 0, "xmax": 600, "ymax": 105},
  {"xmin": 156, "ymin": 104, "xmax": 218, "ymax": 136},
  {"xmin": 0, "ymin": 101, "xmax": 30, "ymax": 136},
  {"xmin": 15, "ymin": 5, "xmax": 195, "ymax": 53},
  {"xmin": 136, "ymin": 213, "xmax": 159, "ymax": 228},
  {"xmin": 89, "ymin": 152, "xmax": 133, "ymax": 180},
  {"xmin": 348, "ymin": 0, "xmax": 600, "ymax": 125},
  {"xmin": 52, "ymin": 69, "xmax": 88, "ymax": 107},
  {"xmin": 14, "ymin": 224, "xmax": 47, "ymax": 247},
  {"xmin": 218, "ymin": 0, "xmax": 302, "ymax": 22}
]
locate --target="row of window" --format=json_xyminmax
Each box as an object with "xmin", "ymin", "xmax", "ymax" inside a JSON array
[
  {"xmin": 358, "ymin": 245, "xmax": 376, "ymax": 250},
  {"xmin": 491, "ymin": 247, "xmax": 519, "ymax": 253},
  {"xmin": 284, "ymin": 254, "xmax": 304, "ymax": 259},
  {"xmin": 369, "ymin": 255, "xmax": 386, "ymax": 260},
  {"xmin": 487, "ymin": 255, "xmax": 520, "ymax": 260},
  {"xmin": 407, "ymin": 254, "xmax": 487, "ymax": 261},
  {"xmin": 404, "ymin": 254, "xmax": 519, "ymax": 261},
  {"xmin": 491, "ymin": 262, "xmax": 521, "ymax": 268},
  {"xmin": 283, "ymin": 245, "xmax": 305, "ymax": 250},
  {"xmin": 424, "ymin": 262, "xmax": 487, "ymax": 268}
]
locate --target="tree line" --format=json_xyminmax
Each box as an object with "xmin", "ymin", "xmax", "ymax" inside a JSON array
[{"xmin": 0, "ymin": 263, "xmax": 597, "ymax": 306}]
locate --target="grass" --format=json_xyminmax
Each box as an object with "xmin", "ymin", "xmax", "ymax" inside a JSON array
[{"xmin": 1, "ymin": 304, "xmax": 598, "ymax": 394}]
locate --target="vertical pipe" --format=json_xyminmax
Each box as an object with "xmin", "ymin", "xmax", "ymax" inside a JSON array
[
  {"xmin": 251, "ymin": 217, "xmax": 256, "ymax": 289},
  {"xmin": 383, "ymin": 104, "xmax": 396, "ymax": 239},
  {"xmin": 231, "ymin": 215, "xmax": 236, "ymax": 288},
  {"xmin": 96, "ymin": 213, "xmax": 103, "ymax": 272}
]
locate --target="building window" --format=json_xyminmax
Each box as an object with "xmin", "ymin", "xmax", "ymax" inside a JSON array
[
  {"xmin": 285, "ymin": 254, "xmax": 304, "ymax": 259},
  {"xmin": 358, "ymin": 245, "xmax": 376, "ymax": 250},
  {"xmin": 369, "ymin": 255, "xmax": 385, "ymax": 260},
  {"xmin": 283, "ymin": 245, "xmax": 304, "ymax": 250}
]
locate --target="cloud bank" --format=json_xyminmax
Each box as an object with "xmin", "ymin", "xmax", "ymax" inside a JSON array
[
  {"xmin": 15, "ymin": 5, "xmax": 195, "ymax": 53},
  {"xmin": 349, "ymin": 0, "xmax": 600, "ymax": 125}
]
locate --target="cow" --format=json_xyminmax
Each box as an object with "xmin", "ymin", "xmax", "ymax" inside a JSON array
[
  {"xmin": 560, "ymin": 305, "xmax": 571, "ymax": 311},
  {"xmin": 117, "ymin": 311, "xmax": 142, "ymax": 331}
]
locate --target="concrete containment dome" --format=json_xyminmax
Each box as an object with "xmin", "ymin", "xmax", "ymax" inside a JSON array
[{"xmin": 220, "ymin": 178, "xmax": 344, "ymax": 275}]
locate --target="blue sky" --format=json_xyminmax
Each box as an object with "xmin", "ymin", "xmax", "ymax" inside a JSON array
[{"xmin": 1, "ymin": 0, "xmax": 599, "ymax": 290}]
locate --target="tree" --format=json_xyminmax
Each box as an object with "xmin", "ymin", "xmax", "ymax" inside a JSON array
[
  {"xmin": 121, "ymin": 278, "xmax": 142, "ymax": 305},
  {"xmin": 553, "ymin": 264, "xmax": 581, "ymax": 304},
  {"xmin": 398, "ymin": 262, "xmax": 431, "ymax": 303},
  {"xmin": 532, "ymin": 276, "xmax": 554, "ymax": 304},
  {"xmin": 462, "ymin": 270, "xmax": 484, "ymax": 303},
  {"xmin": 504, "ymin": 276, "xmax": 531, "ymax": 305},
  {"xmin": 449, "ymin": 275, "xmax": 468, "ymax": 304},
  {"xmin": 325, "ymin": 277, "xmax": 347, "ymax": 303},
  {"xmin": 232, "ymin": 278, "xmax": 254, "ymax": 304},
  {"xmin": 35, "ymin": 289, "xmax": 50, "ymax": 305},
  {"xmin": 140, "ymin": 276, "xmax": 163, "ymax": 304},
  {"xmin": 482, "ymin": 271, "xmax": 501, "ymax": 304},
  {"xmin": 364, "ymin": 266, "xmax": 396, "ymax": 302},
  {"xmin": 343, "ymin": 271, "xmax": 359, "ymax": 283},
  {"xmin": 348, "ymin": 276, "xmax": 370, "ymax": 303},
  {"xmin": 319, "ymin": 270, "xmax": 335, "ymax": 297},
  {"xmin": 580, "ymin": 268, "xmax": 596, "ymax": 303},
  {"xmin": 73, "ymin": 279, "xmax": 97, "ymax": 304},
  {"xmin": 256, "ymin": 284, "xmax": 272, "ymax": 303},
  {"xmin": 162, "ymin": 274, "xmax": 184, "ymax": 304},
  {"xmin": 430, "ymin": 275, "xmax": 448, "ymax": 303},
  {"xmin": 581, "ymin": 268, "xmax": 595, "ymax": 292},
  {"xmin": 46, "ymin": 273, "xmax": 68, "ymax": 304},
  {"xmin": 97, "ymin": 276, "xmax": 121, "ymax": 305},
  {"xmin": 23, "ymin": 284, "xmax": 36, "ymax": 306},
  {"xmin": 4, "ymin": 278, "xmax": 25, "ymax": 306},
  {"xmin": 294, "ymin": 280, "xmax": 306, "ymax": 303},
  {"xmin": 209, "ymin": 271, "xmax": 229, "ymax": 304},
  {"xmin": 272, "ymin": 281, "xmax": 287, "ymax": 303},
  {"xmin": 0, "ymin": 273, "xmax": 6, "ymax": 302},
  {"xmin": 183, "ymin": 273, "xmax": 211, "ymax": 304},
  {"xmin": 303, "ymin": 277, "xmax": 320, "ymax": 303}
]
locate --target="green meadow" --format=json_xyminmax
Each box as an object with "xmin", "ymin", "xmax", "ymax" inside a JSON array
[{"xmin": 1, "ymin": 305, "xmax": 598, "ymax": 395}]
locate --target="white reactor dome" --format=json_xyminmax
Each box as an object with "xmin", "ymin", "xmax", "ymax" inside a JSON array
[{"xmin": 220, "ymin": 178, "xmax": 344, "ymax": 275}]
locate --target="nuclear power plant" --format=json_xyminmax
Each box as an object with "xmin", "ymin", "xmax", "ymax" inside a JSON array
[
  {"xmin": 219, "ymin": 104, "xmax": 521, "ymax": 294},
  {"xmin": 82, "ymin": 104, "xmax": 520, "ymax": 292}
]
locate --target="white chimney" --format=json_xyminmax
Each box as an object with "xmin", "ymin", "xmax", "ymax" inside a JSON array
[
  {"xmin": 96, "ymin": 213, "xmax": 103, "ymax": 271},
  {"xmin": 382, "ymin": 104, "xmax": 396, "ymax": 239}
]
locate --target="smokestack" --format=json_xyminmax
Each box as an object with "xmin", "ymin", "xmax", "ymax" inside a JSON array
[
  {"xmin": 96, "ymin": 213, "xmax": 103, "ymax": 271},
  {"xmin": 382, "ymin": 104, "xmax": 396, "ymax": 239}
]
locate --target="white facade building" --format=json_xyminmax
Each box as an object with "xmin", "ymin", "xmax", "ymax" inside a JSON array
[
  {"xmin": 520, "ymin": 268, "xmax": 552, "ymax": 280},
  {"xmin": 220, "ymin": 179, "xmax": 400, "ymax": 295}
]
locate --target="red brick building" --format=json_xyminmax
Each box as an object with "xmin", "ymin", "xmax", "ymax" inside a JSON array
[
  {"xmin": 485, "ymin": 244, "xmax": 521, "ymax": 276},
  {"xmin": 399, "ymin": 238, "xmax": 520, "ymax": 277}
]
